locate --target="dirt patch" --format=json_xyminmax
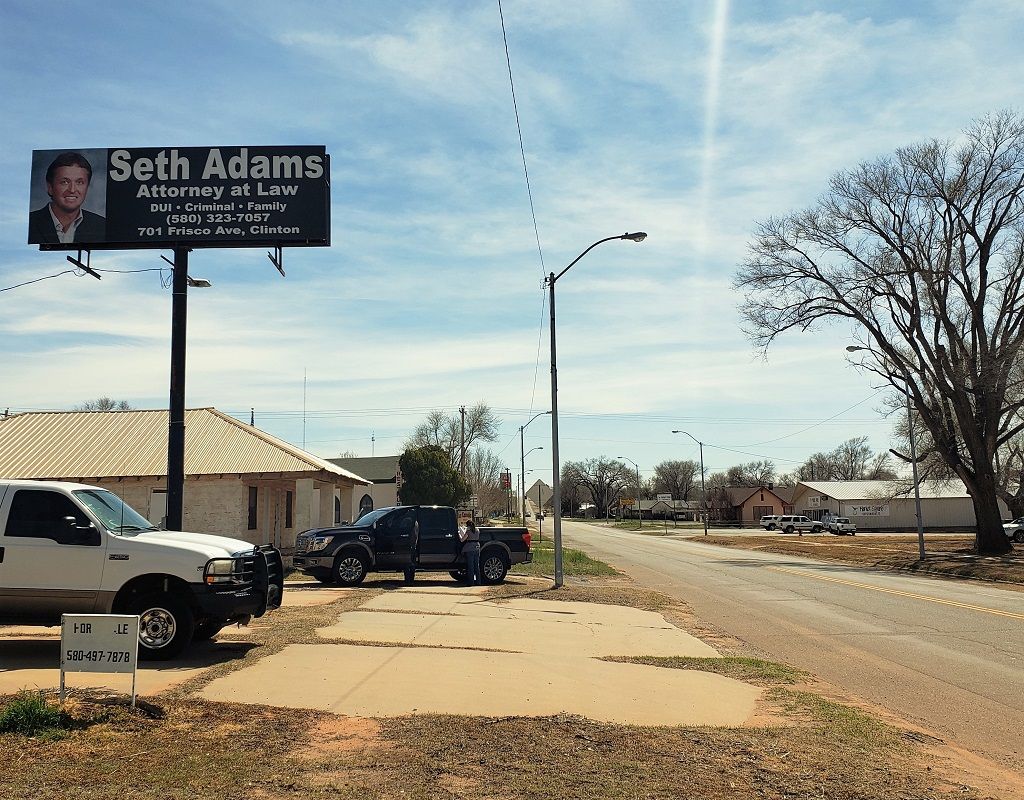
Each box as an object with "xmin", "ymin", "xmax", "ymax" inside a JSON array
[{"xmin": 697, "ymin": 533, "xmax": 1024, "ymax": 588}]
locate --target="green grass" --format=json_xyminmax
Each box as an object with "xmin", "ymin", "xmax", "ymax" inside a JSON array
[
  {"xmin": 602, "ymin": 655, "xmax": 807, "ymax": 685},
  {"xmin": 513, "ymin": 542, "xmax": 619, "ymax": 577},
  {"xmin": 0, "ymin": 691, "xmax": 74, "ymax": 739}
]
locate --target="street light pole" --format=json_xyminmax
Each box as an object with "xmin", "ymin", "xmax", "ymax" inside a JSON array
[
  {"xmin": 617, "ymin": 456, "xmax": 642, "ymax": 529},
  {"xmin": 520, "ymin": 411, "xmax": 550, "ymax": 524},
  {"xmin": 548, "ymin": 232, "xmax": 647, "ymax": 587},
  {"xmin": 521, "ymin": 445, "xmax": 543, "ymax": 520},
  {"xmin": 672, "ymin": 430, "xmax": 707, "ymax": 535},
  {"xmin": 846, "ymin": 345, "xmax": 925, "ymax": 559}
]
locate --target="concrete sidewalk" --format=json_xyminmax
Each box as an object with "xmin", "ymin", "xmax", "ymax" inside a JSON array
[
  {"xmin": 1, "ymin": 583, "xmax": 762, "ymax": 726},
  {"xmin": 199, "ymin": 585, "xmax": 762, "ymax": 726}
]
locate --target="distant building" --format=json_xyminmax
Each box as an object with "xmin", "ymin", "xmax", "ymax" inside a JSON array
[
  {"xmin": 791, "ymin": 480, "xmax": 1007, "ymax": 531},
  {"xmin": 328, "ymin": 455, "xmax": 401, "ymax": 521}
]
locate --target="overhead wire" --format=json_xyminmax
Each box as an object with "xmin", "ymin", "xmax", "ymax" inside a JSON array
[{"xmin": 498, "ymin": 0, "xmax": 552, "ymax": 465}]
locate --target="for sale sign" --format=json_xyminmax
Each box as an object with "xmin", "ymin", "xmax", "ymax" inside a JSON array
[
  {"xmin": 60, "ymin": 614, "xmax": 140, "ymax": 706},
  {"xmin": 29, "ymin": 146, "xmax": 330, "ymax": 250}
]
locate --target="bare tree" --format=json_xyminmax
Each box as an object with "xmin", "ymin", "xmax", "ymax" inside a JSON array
[
  {"xmin": 653, "ymin": 460, "xmax": 698, "ymax": 501},
  {"xmin": 561, "ymin": 457, "xmax": 632, "ymax": 517},
  {"xmin": 725, "ymin": 460, "xmax": 777, "ymax": 487},
  {"xmin": 464, "ymin": 447, "xmax": 506, "ymax": 516},
  {"xmin": 736, "ymin": 111, "xmax": 1024, "ymax": 555},
  {"xmin": 406, "ymin": 402, "xmax": 499, "ymax": 474},
  {"xmin": 76, "ymin": 397, "xmax": 132, "ymax": 411},
  {"xmin": 794, "ymin": 437, "xmax": 897, "ymax": 482}
]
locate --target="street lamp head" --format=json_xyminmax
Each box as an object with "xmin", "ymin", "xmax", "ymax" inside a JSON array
[
  {"xmin": 622, "ymin": 232, "xmax": 647, "ymax": 242},
  {"xmin": 846, "ymin": 345, "xmax": 866, "ymax": 353}
]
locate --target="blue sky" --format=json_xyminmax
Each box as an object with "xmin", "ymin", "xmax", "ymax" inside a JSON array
[{"xmin": 2, "ymin": 0, "xmax": 1023, "ymax": 487}]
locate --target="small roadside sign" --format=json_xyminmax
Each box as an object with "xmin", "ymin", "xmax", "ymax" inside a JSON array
[
  {"xmin": 620, "ymin": 498, "xmax": 636, "ymax": 506},
  {"xmin": 657, "ymin": 493, "xmax": 673, "ymax": 502},
  {"xmin": 61, "ymin": 614, "xmax": 140, "ymax": 706}
]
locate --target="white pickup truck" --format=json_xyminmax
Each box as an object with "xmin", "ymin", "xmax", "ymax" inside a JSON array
[{"xmin": 0, "ymin": 480, "xmax": 283, "ymax": 659}]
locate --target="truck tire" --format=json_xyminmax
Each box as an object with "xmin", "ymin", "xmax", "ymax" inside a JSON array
[
  {"xmin": 449, "ymin": 569, "xmax": 467, "ymax": 582},
  {"xmin": 128, "ymin": 592, "xmax": 195, "ymax": 660},
  {"xmin": 767, "ymin": 523, "xmax": 776, "ymax": 530},
  {"xmin": 1013, "ymin": 529, "xmax": 1024, "ymax": 543},
  {"xmin": 333, "ymin": 551, "xmax": 368, "ymax": 586},
  {"xmin": 480, "ymin": 550, "xmax": 509, "ymax": 585},
  {"xmin": 784, "ymin": 525, "xmax": 795, "ymax": 534}
]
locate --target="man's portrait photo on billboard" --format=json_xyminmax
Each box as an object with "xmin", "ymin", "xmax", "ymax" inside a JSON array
[{"xmin": 28, "ymin": 149, "xmax": 107, "ymax": 245}]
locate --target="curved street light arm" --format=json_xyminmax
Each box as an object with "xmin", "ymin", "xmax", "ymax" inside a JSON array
[{"xmin": 549, "ymin": 232, "xmax": 647, "ymax": 284}]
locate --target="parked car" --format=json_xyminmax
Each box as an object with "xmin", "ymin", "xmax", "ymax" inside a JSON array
[
  {"xmin": 777, "ymin": 515, "xmax": 824, "ymax": 534},
  {"xmin": 826, "ymin": 517, "xmax": 857, "ymax": 536},
  {"xmin": 1002, "ymin": 517, "xmax": 1024, "ymax": 543},
  {"xmin": 759, "ymin": 515, "xmax": 780, "ymax": 530}
]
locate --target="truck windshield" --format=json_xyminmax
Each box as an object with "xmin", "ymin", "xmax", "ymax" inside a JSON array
[
  {"xmin": 73, "ymin": 489, "xmax": 160, "ymax": 534},
  {"xmin": 351, "ymin": 507, "xmax": 399, "ymax": 527}
]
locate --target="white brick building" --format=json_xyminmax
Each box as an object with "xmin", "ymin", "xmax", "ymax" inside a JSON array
[{"xmin": 0, "ymin": 408, "xmax": 369, "ymax": 548}]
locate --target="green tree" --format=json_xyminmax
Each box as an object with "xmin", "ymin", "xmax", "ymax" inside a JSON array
[
  {"xmin": 398, "ymin": 445, "xmax": 471, "ymax": 507},
  {"xmin": 735, "ymin": 111, "xmax": 1024, "ymax": 555}
]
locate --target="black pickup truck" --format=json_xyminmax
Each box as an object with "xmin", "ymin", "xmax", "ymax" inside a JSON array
[{"xmin": 292, "ymin": 505, "xmax": 532, "ymax": 586}]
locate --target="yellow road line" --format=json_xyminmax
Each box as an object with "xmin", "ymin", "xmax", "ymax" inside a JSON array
[{"xmin": 766, "ymin": 566, "xmax": 1024, "ymax": 620}]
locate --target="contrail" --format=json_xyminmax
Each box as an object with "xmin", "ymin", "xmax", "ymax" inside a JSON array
[{"xmin": 700, "ymin": 0, "xmax": 730, "ymax": 254}]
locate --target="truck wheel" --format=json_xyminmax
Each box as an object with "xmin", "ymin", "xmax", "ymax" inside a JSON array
[
  {"xmin": 480, "ymin": 551, "xmax": 509, "ymax": 585},
  {"xmin": 767, "ymin": 523, "xmax": 776, "ymax": 530},
  {"xmin": 449, "ymin": 570, "xmax": 467, "ymax": 582},
  {"xmin": 191, "ymin": 620, "xmax": 225, "ymax": 641},
  {"xmin": 128, "ymin": 592, "xmax": 195, "ymax": 660},
  {"xmin": 784, "ymin": 525, "xmax": 795, "ymax": 534},
  {"xmin": 333, "ymin": 551, "xmax": 368, "ymax": 586},
  {"xmin": 1013, "ymin": 530, "xmax": 1024, "ymax": 543}
]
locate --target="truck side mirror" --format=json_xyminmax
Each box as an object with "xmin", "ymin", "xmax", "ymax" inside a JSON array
[{"xmin": 63, "ymin": 516, "xmax": 100, "ymax": 546}]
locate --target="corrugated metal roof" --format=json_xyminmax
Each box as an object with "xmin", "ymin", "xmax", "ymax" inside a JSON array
[
  {"xmin": 0, "ymin": 408, "xmax": 369, "ymax": 484},
  {"xmin": 329, "ymin": 456, "xmax": 399, "ymax": 483},
  {"xmin": 797, "ymin": 479, "xmax": 970, "ymax": 500}
]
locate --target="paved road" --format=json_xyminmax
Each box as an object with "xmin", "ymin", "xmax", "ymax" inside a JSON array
[{"xmin": 560, "ymin": 520, "xmax": 1024, "ymax": 773}]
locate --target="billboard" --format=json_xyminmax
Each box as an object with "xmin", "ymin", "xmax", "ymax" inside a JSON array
[{"xmin": 28, "ymin": 146, "xmax": 330, "ymax": 250}]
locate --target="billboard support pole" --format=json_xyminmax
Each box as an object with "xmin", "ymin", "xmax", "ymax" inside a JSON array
[{"xmin": 167, "ymin": 246, "xmax": 188, "ymax": 531}]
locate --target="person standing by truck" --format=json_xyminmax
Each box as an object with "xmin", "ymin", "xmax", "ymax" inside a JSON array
[{"xmin": 459, "ymin": 518, "xmax": 482, "ymax": 585}]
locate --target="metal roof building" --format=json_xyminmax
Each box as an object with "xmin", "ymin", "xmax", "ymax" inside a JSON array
[
  {"xmin": 0, "ymin": 408, "xmax": 369, "ymax": 546},
  {"xmin": 792, "ymin": 480, "xmax": 1006, "ymax": 531}
]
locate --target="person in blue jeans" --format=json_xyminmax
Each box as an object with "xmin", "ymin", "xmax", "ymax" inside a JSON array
[{"xmin": 460, "ymin": 518, "xmax": 482, "ymax": 585}]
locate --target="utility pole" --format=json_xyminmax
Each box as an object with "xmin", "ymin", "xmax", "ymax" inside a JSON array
[{"xmin": 460, "ymin": 405, "xmax": 466, "ymax": 478}]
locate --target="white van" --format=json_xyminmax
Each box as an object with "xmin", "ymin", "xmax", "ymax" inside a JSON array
[{"xmin": 0, "ymin": 480, "xmax": 283, "ymax": 659}]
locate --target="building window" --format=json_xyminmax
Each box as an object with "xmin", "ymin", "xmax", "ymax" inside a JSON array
[
  {"xmin": 358, "ymin": 494, "xmax": 373, "ymax": 519},
  {"xmin": 248, "ymin": 486, "xmax": 258, "ymax": 530},
  {"xmin": 335, "ymin": 496, "xmax": 342, "ymax": 524},
  {"xmin": 285, "ymin": 491, "xmax": 293, "ymax": 529}
]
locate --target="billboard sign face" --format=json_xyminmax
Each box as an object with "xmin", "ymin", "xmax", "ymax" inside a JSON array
[{"xmin": 29, "ymin": 146, "xmax": 330, "ymax": 250}]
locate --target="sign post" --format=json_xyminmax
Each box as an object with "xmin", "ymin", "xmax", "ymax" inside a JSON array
[{"xmin": 60, "ymin": 615, "xmax": 140, "ymax": 707}]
